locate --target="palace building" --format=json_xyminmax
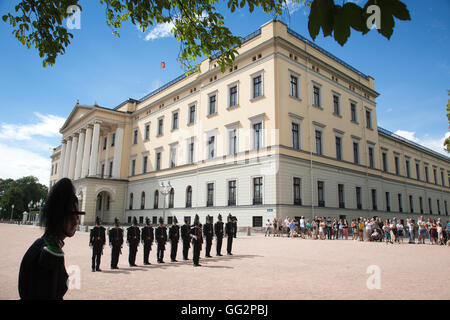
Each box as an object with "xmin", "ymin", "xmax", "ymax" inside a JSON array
[{"xmin": 50, "ymin": 20, "xmax": 450, "ymax": 227}]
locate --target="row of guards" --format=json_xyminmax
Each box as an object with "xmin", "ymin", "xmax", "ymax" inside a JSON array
[{"xmin": 89, "ymin": 214, "xmax": 238, "ymax": 269}]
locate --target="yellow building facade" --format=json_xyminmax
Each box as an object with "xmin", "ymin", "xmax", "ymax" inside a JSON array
[{"xmin": 50, "ymin": 20, "xmax": 450, "ymax": 226}]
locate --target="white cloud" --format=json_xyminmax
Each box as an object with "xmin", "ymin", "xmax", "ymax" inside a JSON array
[
  {"xmin": 394, "ymin": 130, "xmax": 450, "ymax": 156},
  {"xmin": 0, "ymin": 112, "xmax": 65, "ymax": 140},
  {"xmin": 283, "ymin": 0, "xmax": 304, "ymax": 14},
  {"xmin": 144, "ymin": 22, "xmax": 175, "ymax": 41}
]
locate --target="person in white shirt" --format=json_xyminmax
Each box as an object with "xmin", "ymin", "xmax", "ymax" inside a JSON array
[{"xmin": 265, "ymin": 219, "xmax": 272, "ymax": 237}]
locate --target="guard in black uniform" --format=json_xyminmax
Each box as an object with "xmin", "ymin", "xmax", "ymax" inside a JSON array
[
  {"xmin": 127, "ymin": 217, "xmax": 140, "ymax": 267},
  {"xmin": 18, "ymin": 178, "xmax": 85, "ymax": 300},
  {"xmin": 155, "ymin": 217, "xmax": 168, "ymax": 263},
  {"xmin": 214, "ymin": 214, "xmax": 224, "ymax": 256},
  {"xmin": 141, "ymin": 217, "xmax": 154, "ymax": 265},
  {"xmin": 89, "ymin": 216, "xmax": 106, "ymax": 272},
  {"xmin": 203, "ymin": 215, "xmax": 213, "ymax": 258},
  {"xmin": 190, "ymin": 214, "xmax": 203, "ymax": 266},
  {"xmin": 169, "ymin": 216, "xmax": 180, "ymax": 262},
  {"xmin": 181, "ymin": 217, "xmax": 191, "ymax": 260},
  {"xmin": 225, "ymin": 214, "xmax": 234, "ymax": 255},
  {"xmin": 232, "ymin": 215, "xmax": 238, "ymax": 238},
  {"xmin": 109, "ymin": 218, "xmax": 123, "ymax": 269}
]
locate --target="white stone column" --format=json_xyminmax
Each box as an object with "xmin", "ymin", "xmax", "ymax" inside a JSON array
[
  {"xmin": 112, "ymin": 126, "xmax": 124, "ymax": 179},
  {"xmin": 63, "ymin": 138, "xmax": 72, "ymax": 178},
  {"xmin": 57, "ymin": 140, "xmax": 67, "ymax": 180},
  {"xmin": 89, "ymin": 122, "xmax": 101, "ymax": 177},
  {"xmin": 104, "ymin": 133, "xmax": 111, "ymax": 178},
  {"xmin": 68, "ymin": 134, "xmax": 78, "ymax": 180},
  {"xmin": 81, "ymin": 126, "xmax": 93, "ymax": 178},
  {"xmin": 74, "ymin": 130, "xmax": 85, "ymax": 180}
]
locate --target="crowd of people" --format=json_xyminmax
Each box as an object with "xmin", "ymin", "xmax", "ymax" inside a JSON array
[{"xmin": 265, "ymin": 215, "xmax": 450, "ymax": 245}]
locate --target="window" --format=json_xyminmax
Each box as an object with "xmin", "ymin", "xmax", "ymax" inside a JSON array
[
  {"xmin": 335, "ymin": 136, "xmax": 342, "ymax": 160},
  {"xmin": 398, "ymin": 194, "xmax": 403, "ymax": 213},
  {"xmin": 106, "ymin": 196, "xmax": 110, "ymax": 211},
  {"xmin": 315, "ymin": 130, "xmax": 322, "ymax": 155},
  {"xmin": 169, "ymin": 188, "xmax": 174, "ymax": 208},
  {"xmin": 405, "ymin": 159, "xmax": 410, "ymax": 178},
  {"xmin": 371, "ymin": 189, "xmax": 377, "ymax": 211},
  {"xmin": 350, "ymin": 103, "xmax": 357, "ymax": 122},
  {"xmin": 138, "ymin": 156, "xmax": 146, "ymax": 175},
  {"xmin": 385, "ymin": 192, "xmax": 391, "ymax": 212},
  {"xmin": 189, "ymin": 105, "xmax": 196, "ymax": 124},
  {"xmin": 207, "ymin": 183, "xmax": 214, "ymax": 207},
  {"xmin": 101, "ymin": 163, "xmax": 105, "ymax": 178},
  {"xmin": 209, "ymin": 94, "xmax": 217, "ymax": 115},
  {"xmin": 313, "ymin": 85, "xmax": 321, "ymax": 107},
  {"xmin": 129, "ymin": 193, "xmax": 133, "ymax": 210},
  {"xmin": 416, "ymin": 163, "xmax": 420, "ymax": 180},
  {"xmin": 292, "ymin": 122, "xmax": 300, "ymax": 150},
  {"xmin": 338, "ymin": 184, "xmax": 345, "ymax": 208},
  {"xmin": 188, "ymin": 140, "xmax": 194, "ymax": 164},
  {"xmin": 139, "ymin": 216, "xmax": 144, "ymax": 224},
  {"xmin": 253, "ymin": 122, "xmax": 262, "ymax": 150},
  {"xmin": 208, "ymin": 135, "xmax": 215, "ymax": 159},
  {"xmin": 253, "ymin": 75, "xmax": 262, "ymax": 98},
  {"xmin": 428, "ymin": 198, "xmax": 432, "ymax": 214},
  {"xmin": 353, "ymin": 142, "xmax": 359, "ymax": 164},
  {"xmin": 167, "ymin": 216, "xmax": 173, "ymax": 225},
  {"xmin": 111, "ymin": 133, "xmax": 115, "ymax": 146},
  {"xmin": 172, "ymin": 111, "xmax": 178, "ymax": 130},
  {"xmin": 419, "ymin": 197, "xmax": 424, "ymax": 214},
  {"xmin": 333, "ymin": 94, "xmax": 340, "ymax": 115},
  {"xmin": 109, "ymin": 161, "xmax": 113, "ymax": 177},
  {"xmin": 366, "ymin": 110, "xmax": 372, "ymax": 129},
  {"xmin": 409, "ymin": 195, "xmax": 414, "ymax": 213},
  {"xmin": 433, "ymin": 168, "xmax": 437, "ymax": 184},
  {"xmin": 252, "ymin": 216, "xmax": 263, "ymax": 227},
  {"xmin": 368, "ymin": 146, "xmax": 375, "ymax": 169},
  {"xmin": 382, "ymin": 152, "xmax": 388, "ymax": 172},
  {"xmin": 317, "ymin": 181, "xmax": 325, "ymax": 207},
  {"xmin": 133, "ymin": 129, "xmax": 138, "ymax": 145},
  {"xmin": 155, "ymin": 152, "xmax": 161, "ymax": 171},
  {"xmin": 103, "ymin": 136, "xmax": 107, "ymax": 150},
  {"xmin": 425, "ymin": 166, "xmax": 429, "ymax": 182},
  {"xmin": 253, "ymin": 177, "xmax": 263, "ymax": 205},
  {"xmin": 394, "ymin": 156, "xmax": 400, "ymax": 175},
  {"xmin": 229, "ymin": 85, "xmax": 238, "ymax": 107},
  {"xmin": 293, "ymin": 178, "xmax": 302, "ymax": 205},
  {"xmin": 141, "ymin": 192, "xmax": 145, "ymax": 210},
  {"xmin": 154, "ymin": 190, "xmax": 159, "ymax": 209},
  {"xmin": 441, "ymin": 170, "xmax": 445, "ymax": 186},
  {"xmin": 229, "ymin": 128, "xmax": 238, "ymax": 155},
  {"xmin": 152, "ymin": 216, "xmax": 157, "ymax": 225},
  {"xmin": 144, "ymin": 124, "xmax": 150, "ymax": 140},
  {"xmin": 131, "ymin": 159, "xmax": 136, "ymax": 176},
  {"xmin": 290, "ymin": 75, "xmax": 298, "ymax": 98},
  {"xmin": 228, "ymin": 180, "xmax": 236, "ymax": 206},
  {"xmin": 157, "ymin": 118, "xmax": 164, "ymax": 136},
  {"xmin": 186, "ymin": 186, "xmax": 192, "ymax": 208},
  {"xmin": 445, "ymin": 200, "xmax": 448, "ymax": 216},
  {"xmin": 170, "ymin": 146, "xmax": 177, "ymax": 168},
  {"xmin": 97, "ymin": 194, "xmax": 102, "ymax": 211},
  {"xmin": 437, "ymin": 199, "xmax": 441, "ymax": 215},
  {"xmin": 356, "ymin": 187, "xmax": 362, "ymax": 210}
]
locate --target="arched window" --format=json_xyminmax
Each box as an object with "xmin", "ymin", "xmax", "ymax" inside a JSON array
[
  {"xmin": 141, "ymin": 191, "xmax": 145, "ymax": 209},
  {"xmin": 168, "ymin": 188, "xmax": 174, "ymax": 208},
  {"xmin": 154, "ymin": 190, "xmax": 159, "ymax": 209},
  {"xmin": 129, "ymin": 193, "xmax": 133, "ymax": 210},
  {"xmin": 186, "ymin": 186, "xmax": 192, "ymax": 208}
]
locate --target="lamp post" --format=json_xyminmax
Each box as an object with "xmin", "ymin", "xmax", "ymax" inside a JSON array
[
  {"xmin": 159, "ymin": 181, "xmax": 172, "ymax": 224},
  {"xmin": 10, "ymin": 204, "xmax": 15, "ymax": 222}
]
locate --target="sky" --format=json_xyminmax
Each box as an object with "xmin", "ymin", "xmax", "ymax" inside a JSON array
[{"xmin": 0, "ymin": 0, "xmax": 449, "ymax": 186}]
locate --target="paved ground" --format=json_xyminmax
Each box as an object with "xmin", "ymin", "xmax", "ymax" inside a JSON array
[{"xmin": 1, "ymin": 223, "xmax": 449, "ymax": 300}]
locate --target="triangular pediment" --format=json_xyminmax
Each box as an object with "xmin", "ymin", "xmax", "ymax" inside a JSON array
[{"xmin": 60, "ymin": 105, "xmax": 94, "ymax": 133}]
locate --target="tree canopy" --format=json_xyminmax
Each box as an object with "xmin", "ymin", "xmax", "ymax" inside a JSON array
[{"xmin": 3, "ymin": 0, "xmax": 410, "ymax": 72}]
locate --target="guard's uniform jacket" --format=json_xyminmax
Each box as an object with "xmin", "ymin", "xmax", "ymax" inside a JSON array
[
  {"xmin": 108, "ymin": 227, "xmax": 123, "ymax": 268},
  {"xmin": 155, "ymin": 225, "xmax": 168, "ymax": 262},
  {"xmin": 141, "ymin": 225, "xmax": 154, "ymax": 264},
  {"xmin": 225, "ymin": 221, "xmax": 234, "ymax": 254},
  {"xmin": 168, "ymin": 224, "xmax": 180, "ymax": 261},
  {"xmin": 18, "ymin": 235, "xmax": 68, "ymax": 300},
  {"xmin": 90, "ymin": 225, "xmax": 106, "ymax": 270},
  {"xmin": 190, "ymin": 224, "xmax": 203, "ymax": 265},
  {"xmin": 181, "ymin": 224, "xmax": 191, "ymax": 260},
  {"xmin": 203, "ymin": 222, "xmax": 214, "ymax": 257},
  {"xmin": 127, "ymin": 225, "xmax": 140, "ymax": 266},
  {"xmin": 214, "ymin": 220, "xmax": 224, "ymax": 255}
]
